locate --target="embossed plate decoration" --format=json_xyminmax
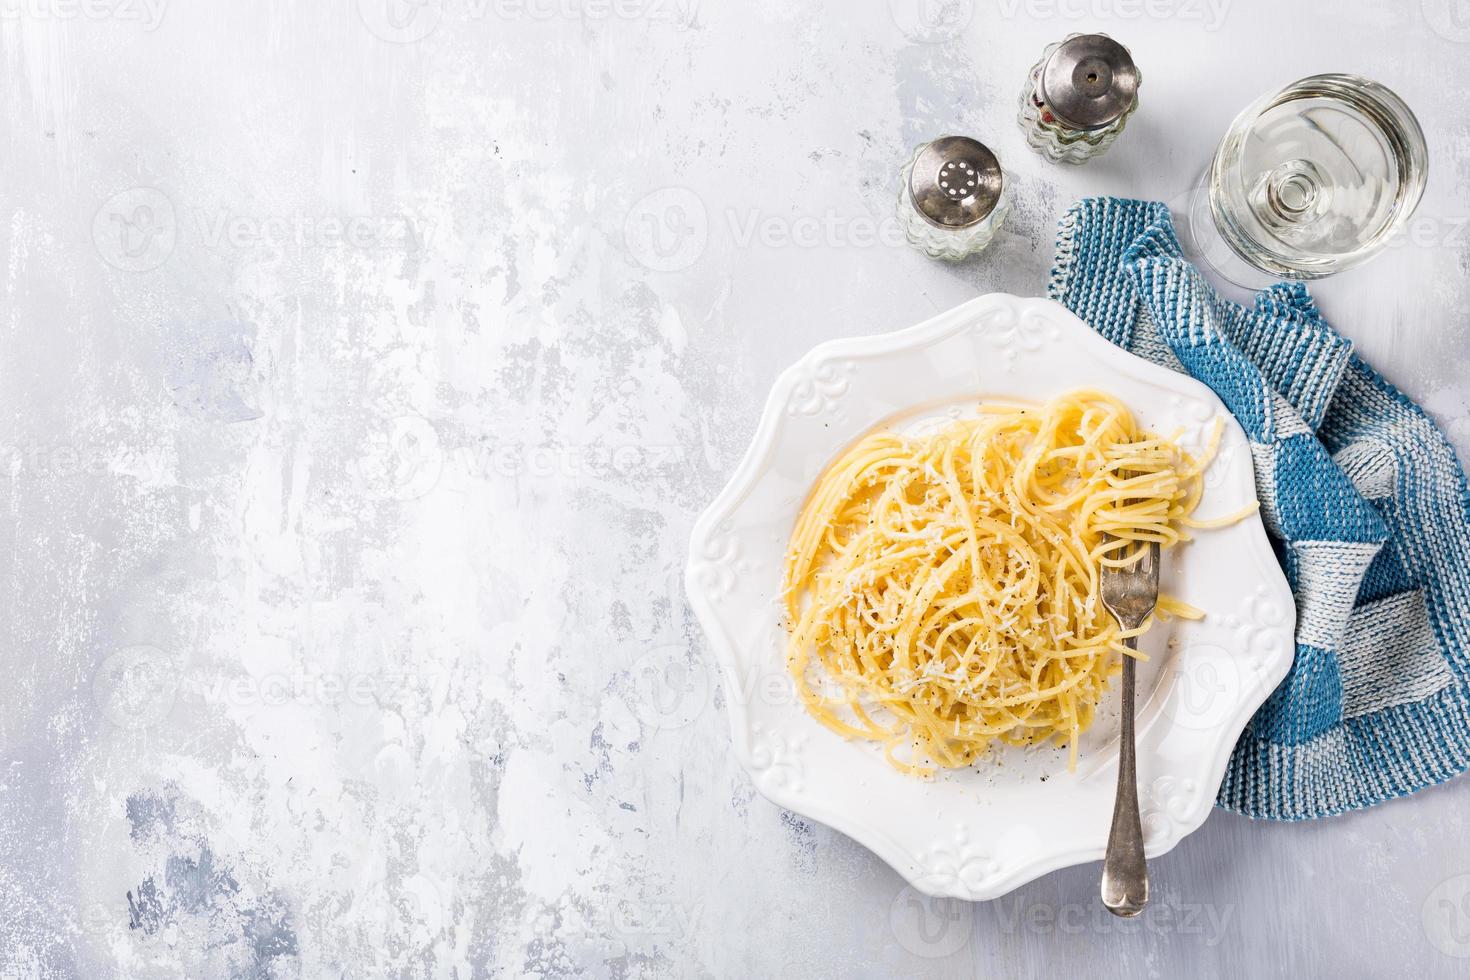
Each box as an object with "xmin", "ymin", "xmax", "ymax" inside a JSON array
[{"xmin": 685, "ymin": 294, "xmax": 1296, "ymax": 900}]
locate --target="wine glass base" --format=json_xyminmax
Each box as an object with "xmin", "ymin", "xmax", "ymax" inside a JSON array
[{"xmin": 1174, "ymin": 178, "xmax": 1282, "ymax": 294}]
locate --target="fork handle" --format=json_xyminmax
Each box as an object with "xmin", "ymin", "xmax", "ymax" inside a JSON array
[{"xmin": 1101, "ymin": 639, "xmax": 1148, "ymax": 917}]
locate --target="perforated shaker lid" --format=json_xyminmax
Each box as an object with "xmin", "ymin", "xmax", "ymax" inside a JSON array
[{"xmin": 907, "ymin": 136, "xmax": 1004, "ymax": 229}]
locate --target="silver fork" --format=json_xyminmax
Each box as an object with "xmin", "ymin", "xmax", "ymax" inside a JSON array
[{"xmin": 1098, "ymin": 538, "xmax": 1159, "ymax": 918}]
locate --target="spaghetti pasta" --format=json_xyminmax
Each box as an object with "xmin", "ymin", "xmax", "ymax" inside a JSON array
[{"xmin": 782, "ymin": 388, "xmax": 1246, "ymax": 777}]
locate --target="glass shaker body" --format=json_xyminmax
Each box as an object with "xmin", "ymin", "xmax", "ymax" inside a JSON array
[
  {"xmin": 1018, "ymin": 33, "xmax": 1139, "ymax": 165},
  {"xmin": 897, "ymin": 136, "xmax": 1008, "ymax": 261}
]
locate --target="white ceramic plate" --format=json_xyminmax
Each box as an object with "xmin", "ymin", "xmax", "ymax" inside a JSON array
[{"xmin": 685, "ymin": 294, "xmax": 1296, "ymax": 900}]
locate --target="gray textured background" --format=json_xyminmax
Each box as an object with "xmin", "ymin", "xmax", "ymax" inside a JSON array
[{"xmin": 3, "ymin": 1, "xmax": 1470, "ymax": 977}]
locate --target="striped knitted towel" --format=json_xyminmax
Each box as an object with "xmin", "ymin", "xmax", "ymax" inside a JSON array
[{"xmin": 1049, "ymin": 197, "xmax": 1470, "ymax": 820}]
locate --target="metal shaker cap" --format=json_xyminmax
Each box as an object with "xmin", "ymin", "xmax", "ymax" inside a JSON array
[
  {"xmin": 907, "ymin": 136, "xmax": 1004, "ymax": 229},
  {"xmin": 1039, "ymin": 34, "xmax": 1139, "ymax": 131}
]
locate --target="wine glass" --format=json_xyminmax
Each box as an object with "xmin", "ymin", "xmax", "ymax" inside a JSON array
[{"xmin": 1180, "ymin": 74, "xmax": 1427, "ymax": 286}]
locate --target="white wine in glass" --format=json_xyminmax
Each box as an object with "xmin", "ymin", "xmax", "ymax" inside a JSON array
[{"xmin": 1204, "ymin": 74, "xmax": 1427, "ymax": 281}]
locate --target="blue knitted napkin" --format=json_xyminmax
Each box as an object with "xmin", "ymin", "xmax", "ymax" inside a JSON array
[{"xmin": 1049, "ymin": 197, "xmax": 1470, "ymax": 820}]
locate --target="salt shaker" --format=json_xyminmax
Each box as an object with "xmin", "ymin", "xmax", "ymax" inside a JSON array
[
  {"xmin": 897, "ymin": 135, "xmax": 1008, "ymax": 261},
  {"xmin": 1018, "ymin": 33, "xmax": 1140, "ymax": 164}
]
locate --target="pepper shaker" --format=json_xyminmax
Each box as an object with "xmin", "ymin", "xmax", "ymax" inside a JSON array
[
  {"xmin": 897, "ymin": 135, "xmax": 1008, "ymax": 261},
  {"xmin": 1018, "ymin": 33, "xmax": 1140, "ymax": 164}
]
